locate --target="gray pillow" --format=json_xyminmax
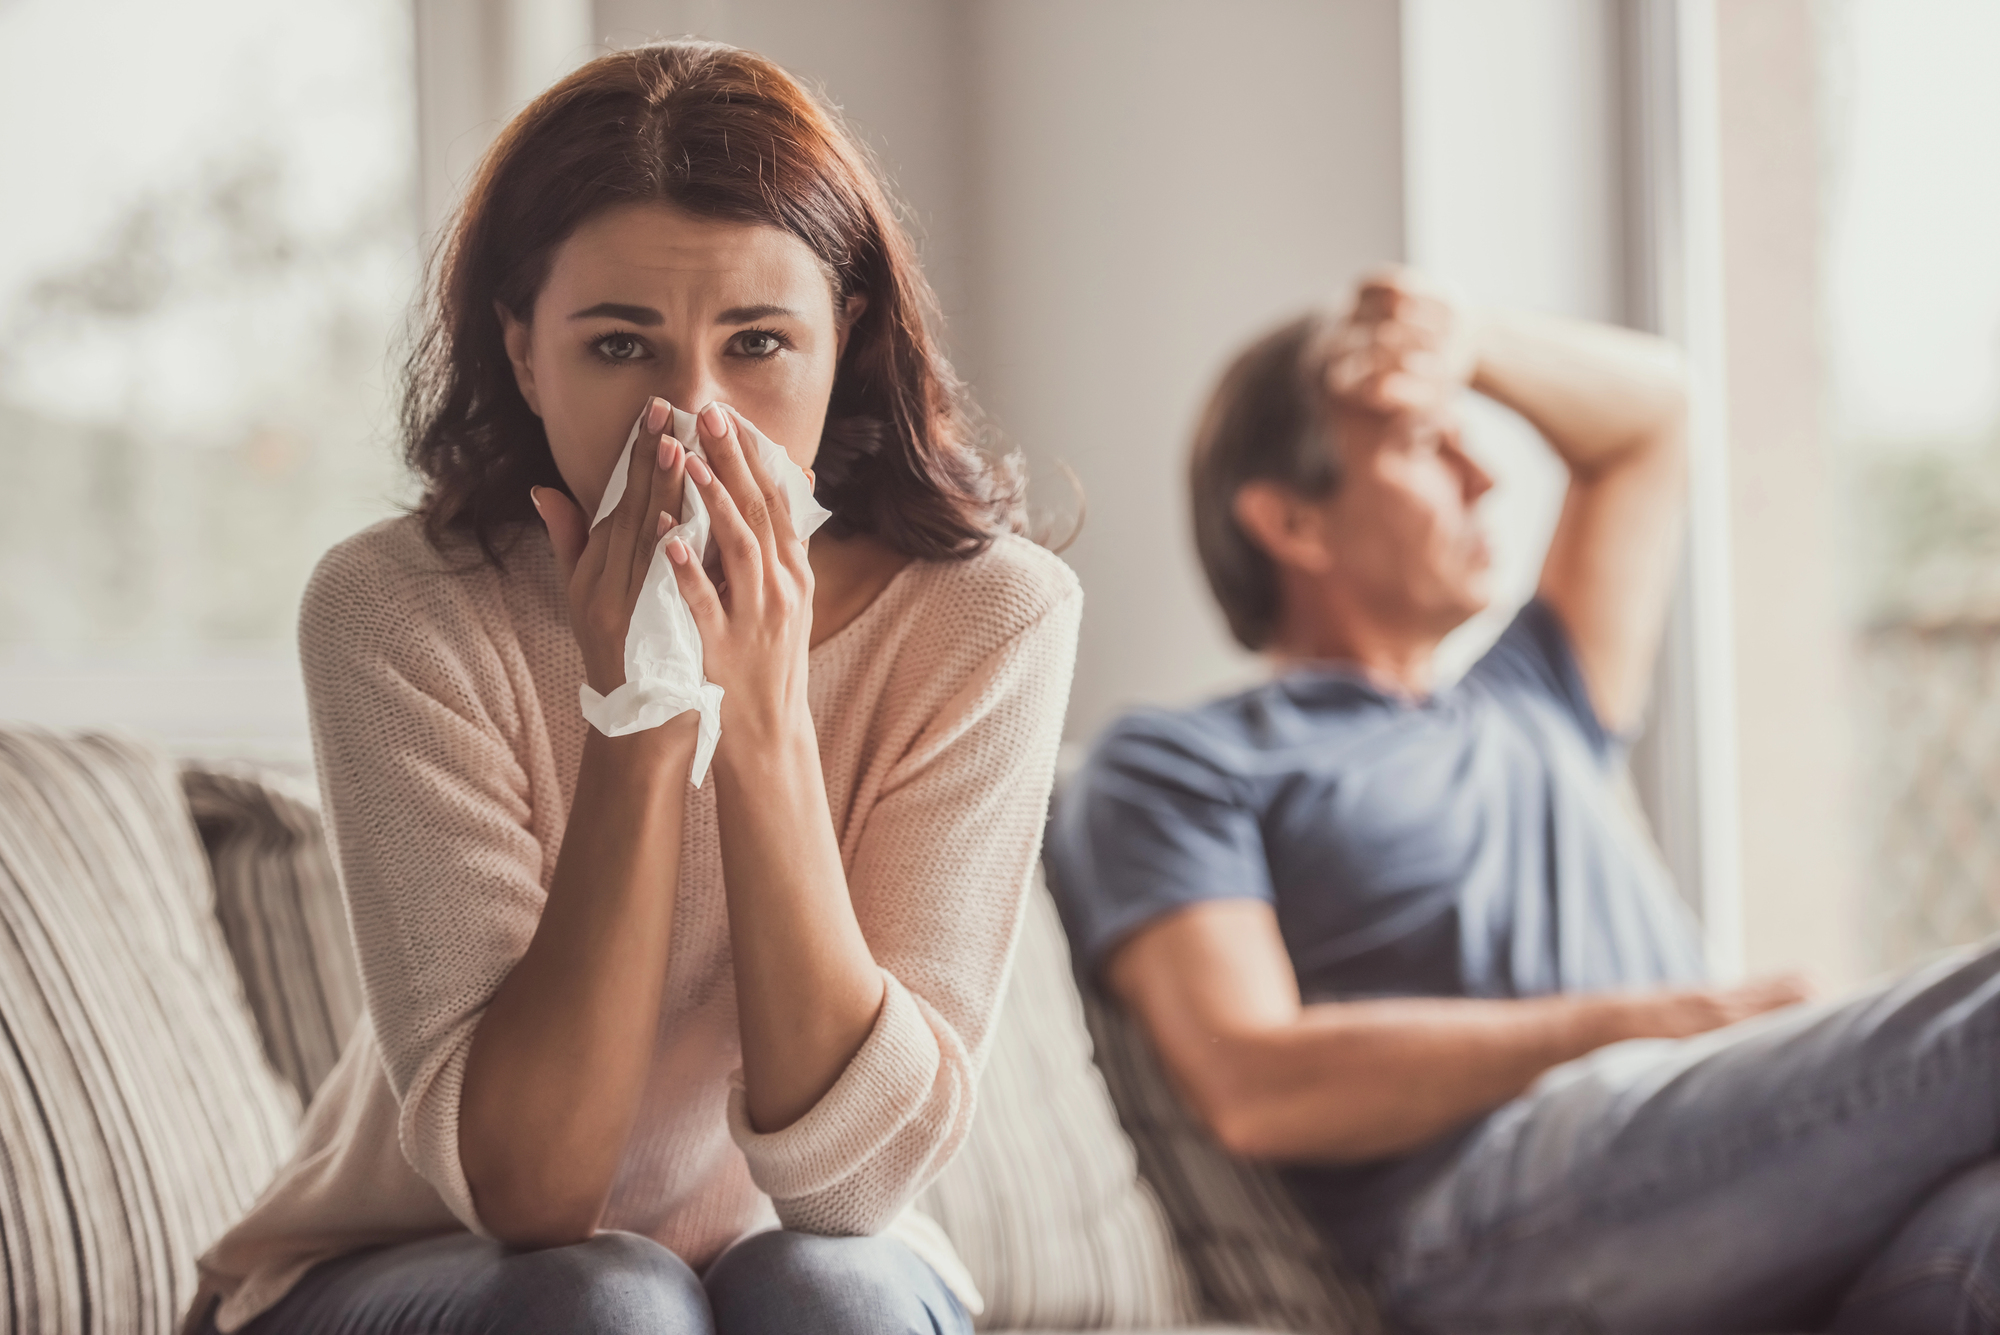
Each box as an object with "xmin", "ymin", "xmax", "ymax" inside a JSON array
[
  {"xmin": 0, "ymin": 729, "xmax": 299, "ymax": 1335},
  {"xmin": 182, "ymin": 760, "xmax": 362, "ymax": 1106},
  {"xmin": 1078, "ymin": 981, "xmax": 1382, "ymax": 1334}
]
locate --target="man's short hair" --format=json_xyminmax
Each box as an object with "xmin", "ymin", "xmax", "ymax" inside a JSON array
[{"xmin": 1189, "ymin": 311, "xmax": 1341, "ymax": 651}]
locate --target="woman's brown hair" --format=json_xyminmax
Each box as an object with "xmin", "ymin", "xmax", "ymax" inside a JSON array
[{"xmin": 404, "ymin": 41, "xmax": 1021, "ymax": 565}]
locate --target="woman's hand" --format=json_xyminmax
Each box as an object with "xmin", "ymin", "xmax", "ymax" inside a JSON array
[
  {"xmin": 531, "ymin": 396, "xmax": 689, "ymax": 697},
  {"xmin": 665, "ymin": 400, "xmax": 883, "ymax": 1135},
  {"xmin": 665, "ymin": 402, "xmax": 815, "ymax": 746},
  {"xmin": 468, "ymin": 394, "xmax": 699, "ymax": 1246}
]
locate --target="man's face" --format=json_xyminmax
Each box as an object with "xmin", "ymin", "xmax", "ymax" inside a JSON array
[{"xmin": 1317, "ymin": 403, "xmax": 1495, "ymax": 637}]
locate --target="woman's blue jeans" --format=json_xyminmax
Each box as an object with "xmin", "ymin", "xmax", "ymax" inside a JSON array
[{"xmin": 208, "ymin": 1228, "xmax": 972, "ymax": 1334}]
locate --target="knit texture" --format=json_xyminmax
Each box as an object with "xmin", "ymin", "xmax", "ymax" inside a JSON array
[{"xmin": 194, "ymin": 516, "xmax": 1081, "ymax": 1332}]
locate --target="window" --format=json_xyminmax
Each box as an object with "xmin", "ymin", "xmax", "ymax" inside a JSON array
[
  {"xmin": 1826, "ymin": 0, "xmax": 2000, "ymax": 967},
  {"xmin": 0, "ymin": 0, "xmax": 417, "ymax": 762}
]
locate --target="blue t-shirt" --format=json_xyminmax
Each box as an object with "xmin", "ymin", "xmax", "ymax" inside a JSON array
[
  {"xmin": 1043, "ymin": 600, "xmax": 1707, "ymax": 1260},
  {"xmin": 1046, "ymin": 599, "xmax": 1705, "ymax": 1003}
]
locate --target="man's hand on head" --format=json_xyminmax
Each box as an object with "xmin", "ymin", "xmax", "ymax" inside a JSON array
[{"xmin": 1325, "ymin": 266, "xmax": 1480, "ymax": 416}]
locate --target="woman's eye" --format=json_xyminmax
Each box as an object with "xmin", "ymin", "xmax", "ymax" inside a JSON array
[
  {"xmin": 733, "ymin": 330, "xmax": 784, "ymax": 358},
  {"xmin": 594, "ymin": 333, "xmax": 646, "ymax": 361}
]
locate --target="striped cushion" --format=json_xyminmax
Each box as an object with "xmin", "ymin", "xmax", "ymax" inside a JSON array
[
  {"xmin": 918, "ymin": 873, "xmax": 1201, "ymax": 1329},
  {"xmin": 1079, "ymin": 986, "xmax": 1381, "ymax": 1334},
  {"xmin": 0, "ymin": 729, "xmax": 299, "ymax": 1335},
  {"xmin": 182, "ymin": 761, "xmax": 362, "ymax": 1106}
]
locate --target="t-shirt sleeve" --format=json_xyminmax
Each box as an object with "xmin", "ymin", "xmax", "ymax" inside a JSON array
[
  {"xmin": 1043, "ymin": 714, "xmax": 1272, "ymax": 977},
  {"xmin": 1468, "ymin": 597, "xmax": 1620, "ymax": 764}
]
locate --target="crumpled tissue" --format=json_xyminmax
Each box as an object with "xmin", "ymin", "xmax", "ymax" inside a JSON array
[{"xmin": 577, "ymin": 402, "xmax": 832, "ymax": 785}]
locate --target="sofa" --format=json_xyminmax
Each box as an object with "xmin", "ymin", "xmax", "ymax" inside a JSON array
[{"xmin": 0, "ymin": 725, "xmax": 1379, "ymax": 1335}]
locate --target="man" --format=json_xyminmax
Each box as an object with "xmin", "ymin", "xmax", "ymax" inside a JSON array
[{"xmin": 1043, "ymin": 270, "xmax": 2000, "ymax": 1334}]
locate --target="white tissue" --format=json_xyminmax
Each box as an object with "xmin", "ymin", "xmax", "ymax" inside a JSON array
[{"xmin": 577, "ymin": 403, "xmax": 832, "ymax": 786}]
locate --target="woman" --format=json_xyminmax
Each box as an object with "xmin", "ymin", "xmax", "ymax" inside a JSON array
[{"xmin": 189, "ymin": 41, "xmax": 1080, "ymax": 1335}]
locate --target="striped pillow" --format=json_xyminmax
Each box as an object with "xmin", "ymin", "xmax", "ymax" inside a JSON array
[
  {"xmin": 1079, "ymin": 986, "xmax": 1382, "ymax": 1334},
  {"xmin": 918, "ymin": 872, "xmax": 1202, "ymax": 1329},
  {"xmin": 182, "ymin": 761, "xmax": 362, "ymax": 1106},
  {"xmin": 0, "ymin": 729, "xmax": 299, "ymax": 1335}
]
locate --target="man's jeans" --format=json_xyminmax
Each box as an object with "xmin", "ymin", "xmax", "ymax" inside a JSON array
[
  {"xmin": 204, "ymin": 1228, "xmax": 972, "ymax": 1334},
  {"xmin": 1364, "ymin": 941, "xmax": 2000, "ymax": 1334}
]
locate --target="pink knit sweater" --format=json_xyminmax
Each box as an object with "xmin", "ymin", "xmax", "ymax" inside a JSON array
[{"xmin": 195, "ymin": 516, "xmax": 1081, "ymax": 1331}]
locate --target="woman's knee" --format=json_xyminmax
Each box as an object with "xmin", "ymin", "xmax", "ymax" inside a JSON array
[
  {"xmin": 704, "ymin": 1231, "xmax": 969, "ymax": 1335},
  {"xmin": 484, "ymin": 1231, "xmax": 712, "ymax": 1335}
]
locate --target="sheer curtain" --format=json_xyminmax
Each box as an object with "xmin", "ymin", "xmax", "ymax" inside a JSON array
[
  {"xmin": 0, "ymin": 0, "xmax": 419, "ymax": 763},
  {"xmin": 1827, "ymin": 0, "xmax": 2000, "ymax": 969}
]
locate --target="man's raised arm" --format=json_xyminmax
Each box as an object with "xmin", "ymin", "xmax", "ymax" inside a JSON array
[
  {"xmin": 1474, "ymin": 311, "xmax": 1689, "ymax": 734},
  {"xmin": 1332, "ymin": 273, "xmax": 1691, "ymax": 733}
]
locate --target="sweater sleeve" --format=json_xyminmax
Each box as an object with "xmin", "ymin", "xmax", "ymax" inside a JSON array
[
  {"xmin": 297, "ymin": 537, "xmax": 544, "ymax": 1237},
  {"xmin": 726, "ymin": 575, "xmax": 1083, "ymax": 1233}
]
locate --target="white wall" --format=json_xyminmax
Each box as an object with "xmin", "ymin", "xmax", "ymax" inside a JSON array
[
  {"xmin": 1715, "ymin": 2, "xmax": 1861, "ymax": 989},
  {"xmin": 1404, "ymin": 0, "xmax": 1627, "ymax": 318},
  {"xmin": 962, "ymin": 0, "xmax": 1407, "ymax": 739},
  {"xmin": 592, "ymin": 0, "xmax": 977, "ymax": 346},
  {"xmin": 1401, "ymin": 0, "xmax": 1622, "ymax": 682},
  {"xmin": 417, "ymin": 0, "xmax": 596, "ymax": 239}
]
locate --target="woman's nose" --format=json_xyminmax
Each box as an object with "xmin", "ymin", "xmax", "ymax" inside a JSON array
[
  {"xmin": 640, "ymin": 353, "xmax": 720, "ymax": 417},
  {"xmin": 657, "ymin": 364, "xmax": 726, "ymax": 417}
]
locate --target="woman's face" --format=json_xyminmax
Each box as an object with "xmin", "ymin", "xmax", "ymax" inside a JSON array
[{"xmin": 500, "ymin": 201, "xmax": 855, "ymax": 516}]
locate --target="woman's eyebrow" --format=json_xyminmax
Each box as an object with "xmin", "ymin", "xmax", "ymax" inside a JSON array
[
  {"xmin": 564, "ymin": 301, "xmax": 800, "ymax": 325},
  {"xmin": 715, "ymin": 303, "xmax": 799, "ymax": 324},
  {"xmin": 569, "ymin": 302, "xmax": 663, "ymax": 324}
]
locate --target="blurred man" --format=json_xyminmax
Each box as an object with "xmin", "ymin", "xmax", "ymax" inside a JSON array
[{"xmin": 1045, "ymin": 271, "xmax": 2000, "ymax": 1333}]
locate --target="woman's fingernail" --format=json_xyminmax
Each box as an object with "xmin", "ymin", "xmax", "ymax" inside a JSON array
[
  {"xmin": 656, "ymin": 511, "xmax": 670, "ymax": 539},
  {"xmin": 700, "ymin": 403, "xmax": 729, "ymax": 438},
  {"xmin": 666, "ymin": 537, "xmax": 691, "ymax": 565},
  {"xmin": 528, "ymin": 486, "xmax": 544, "ymax": 517},
  {"xmin": 657, "ymin": 436, "xmax": 680, "ymax": 469},
  {"xmin": 688, "ymin": 455, "xmax": 713, "ymax": 486},
  {"xmin": 644, "ymin": 398, "xmax": 669, "ymax": 433}
]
